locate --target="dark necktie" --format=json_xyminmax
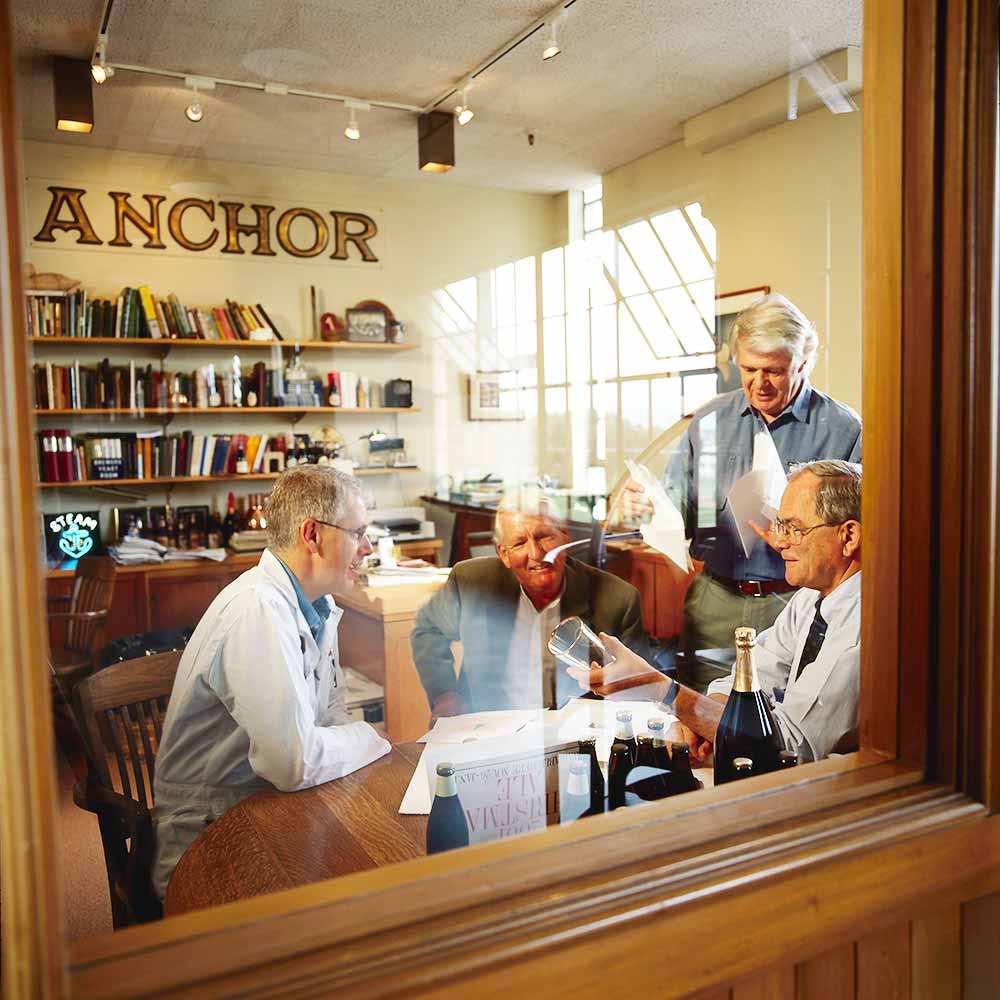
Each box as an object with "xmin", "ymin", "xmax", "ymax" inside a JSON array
[{"xmin": 795, "ymin": 599, "xmax": 828, "ymax": 681}]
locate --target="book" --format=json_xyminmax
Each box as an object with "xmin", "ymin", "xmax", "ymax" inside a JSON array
[{"xmin": 138, "ymin": 285, "xmax": 163, "ymax": 338}]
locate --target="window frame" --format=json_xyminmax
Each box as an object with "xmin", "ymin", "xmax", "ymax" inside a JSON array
[{"xmin": 2, "ymin": 0, "xmax": 998, "ymax": 997}]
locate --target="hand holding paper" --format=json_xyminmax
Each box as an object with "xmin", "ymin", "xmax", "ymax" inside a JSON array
[
  {"xmin": 624, "ymin": 460, "xmax": 689, "ymax": 571},
  {"xmin": 726, "ymin": 429, "xmax": 788, "ymax": 558}
]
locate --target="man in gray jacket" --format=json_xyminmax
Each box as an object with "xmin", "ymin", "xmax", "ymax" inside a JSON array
[{"xmin": 412, "ymin": 494, "xmax": 649, "ymax": 717}]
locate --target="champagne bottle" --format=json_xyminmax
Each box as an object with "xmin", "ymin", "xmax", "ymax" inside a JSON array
[
  {"xmin": 714, "ymin": 627, "xmax": 783, "ymax": 785},
  {"xmin": 426, "ymin": 763, "xmax": 469, "ymax": 854},
  {"xmin": 577, "ymin": 737, "xmax": 606, "ymax": 815},
  {"xmin": 607, "ymin": 710, "xmax": 637, "ymax": 810}
]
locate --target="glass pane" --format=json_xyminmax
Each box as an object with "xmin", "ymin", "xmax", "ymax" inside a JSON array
[
  {"xmin": 566, "ymin": 312, "xmax": 590, "ymax": 384},
  {"xmin": 685, "ymin": 202, "xmax": 717, "ymax": 264},
  {"xmin": 618, "ymin": 220, "xmax": 682, "ymax": 290},
  {"xmin": 650, "ymin": 209, "xmax": 714, "ymax": 283},
  {"xmin": 591, "ymin": 304, "xmax": 617, "ymax": 381},
  {"xmin": 493, "ymin": 263, "xmax": 516, "ymax": 328},
  {"xmin": 682, "ymin": 372, "xmax": 719, "ymax": 413},
  {"xmin": 542, "ymin": 247, "xmax": 565, "ymax": 318},
  {"xmin": 615, "ymin": 236, "xmax": 648, "ymax": 296},
  {"xmin": 543, "ymin": 316, "xmax": 566, "ymax": 384},
  {"xmin": 584, "ymin": 201, "xmax": 603, "ymax": 233},
  {"xmin": 626, "ymin": 293, "xmax": 686, "ymax": 358},
  {"xmin": 655, "ymin": 287, "xmax": 716, "ymax": 354},
  {"xmin": 583, "ymin": 182, "xmax": 603, "ymax": 204},
  {"xmin": 515, "ymin": 256, "xmax": 537, "ymax": 325}
]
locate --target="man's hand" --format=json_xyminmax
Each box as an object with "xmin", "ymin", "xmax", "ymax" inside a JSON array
[
  {"xmin": 621, "ymin": 477, "xmax": 654, "ymax": 520},
  {"xmin": 666, "ymin": 720, "xmax": 714, "ymax": 766},
  {"xmin": 749, "ymin": 519, "xmax": 780, "ymax": 552},
  {"xmin": 565, "ymin": 633, "xmax": 670, "ymax": 701},
  {"xmin": 430, "ymin": 691, "xmax": 466, "ymax": 726}
]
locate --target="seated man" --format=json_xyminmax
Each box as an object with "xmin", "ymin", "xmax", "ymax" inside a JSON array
[
  {"xmin": 573, "ymin": 460, "xmax": 861, "ymax": 764},
  {"xmin": 152, "ymin": 466, "xmax": 390, "ymax": 898},
  {"xmin": 411, "ymin": 491, "xmax": 649, "ymax": 716}
]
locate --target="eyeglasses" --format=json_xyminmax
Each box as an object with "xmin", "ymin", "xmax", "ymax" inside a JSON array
[
  {"xmin": 772, "ymin": 517, "xmax": 844, "ymax": 545},
  {"xmin": 314, "ymin": 519, "xmax": 369, "ymax": 543}
]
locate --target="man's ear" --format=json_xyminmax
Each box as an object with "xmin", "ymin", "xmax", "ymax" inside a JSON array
[
  {"xmin": 496, "ymin": 542, "xmax": 511, "ymax": 569},
  {"xmin": 841, "ymin": 520, "xmax": 861, "ymax": 559},
  {"xmin": 301, "ymin": 518, "xmax": 320, "ymax": 554}
]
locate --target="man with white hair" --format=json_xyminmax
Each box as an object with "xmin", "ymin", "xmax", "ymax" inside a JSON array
[
  {"xmin": 626, "ymin": 293, "xmax": 861, "ymax": 692},
  {"xmin": 151, "ymin": 466, "xmax": 390, "ymax": 899},
  {"xmin": 411, "ymin": 490, "xmax": 648, "ymax": 717}
]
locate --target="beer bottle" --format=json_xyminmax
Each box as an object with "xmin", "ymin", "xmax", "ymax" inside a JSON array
[
  {"xmin": 577, "ymin": 737, "xmax": 606, "ymax": 815},
  {"xmin": 648, "ymin": 718, "xmax": 672, "ymax": 772},
  {"xmin": 560, "ymin": 759, "xmax": 591, "ymax": 824},
  {"xmin": 668, "ymin": 742, "xmax": 703, "ymax": 794},
  {"xmin": 635, "ymin": 735, "xmax": 656, "ymax": 768},
  {"xmin": 426, "ymin": 763, "xmax": 469, "ymax": 854},
  {"xmin": 607, "ymin": 710, "xmax": 637, "ymax": 810},
  {"xmin": 222, "ymin": 491, "xmax": 239, "ymax": 545},
  {"xmin": 714, "ymin": 627, "xmax": 782, "ymax": 785}
]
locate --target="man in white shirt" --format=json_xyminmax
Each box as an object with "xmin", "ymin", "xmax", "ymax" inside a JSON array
[
  {"xmin": 412, "ymin": 491, "xmax": 648, "ymax": 717},
  {"xmin": 573, "ymin": 460, "xmax": 862, "ymax": 763},
  {"xmin": 152, "ymin": 466, "xmax": 391, "ymax": 899}
]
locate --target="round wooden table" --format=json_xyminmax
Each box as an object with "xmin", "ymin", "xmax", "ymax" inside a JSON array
[{"xmin": 164, "ymin": 743, "xmax": 427, "ymax": 915}]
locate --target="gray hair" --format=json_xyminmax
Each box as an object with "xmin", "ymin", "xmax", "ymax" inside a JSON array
[
  {"xmin": 492, "ymin": 486, "xmax": 561, "ymax": 545},
  {"xmin": 265, "ymin": 465, "xmax": 364, "ymax": 552},
  {"xmin": 731, "ymin": 293, "xmax": 818, "ymax": 375},
  {"xmin": 790, "ymin": 460, "xmax": 862, "ymax": 523}
]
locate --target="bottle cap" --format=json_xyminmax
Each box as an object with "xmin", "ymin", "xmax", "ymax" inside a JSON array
[
  {"xmin": 671, "ymin": 741, "xmax": 689, "ymax": 754},
  {"xmin": 733, "ymin": 757, "xmax": 753, "ymax": 771},
  {"xmin": 734, "ymin": 627, "xmax": 757, "ymax": 647},
  {"xmin": 615, "ymin": 710, "xmax": 633, "ymax": 722},
  {"xmin": 436, "ymin": 763, "xmax": 455, "ymax": 777},
  {"xmin": 778, "ymin": 750, "xmax": 799, "ymax": 767},
  {"xmin": 647, "ymin": 718, "xmax": 664, "ymax": 732}
]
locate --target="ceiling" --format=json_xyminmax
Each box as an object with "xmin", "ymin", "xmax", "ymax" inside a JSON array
[{"xmin": 12, "ymin": 0, "xmax": 863, "ymax": 194}]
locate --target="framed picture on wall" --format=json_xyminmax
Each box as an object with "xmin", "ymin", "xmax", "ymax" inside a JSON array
[
  {"xmin": 715, "ymin": 285, "xmax": 770, "ymax": 393},
  {"xmin": 468, "ymin": 371, "xmax": 524, "ymax": 421},
  {"xmin": 345, "ymin": 308, "xmax": 388, "ymax": 343}
]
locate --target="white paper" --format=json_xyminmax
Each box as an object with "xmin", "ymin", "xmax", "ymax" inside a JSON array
[
  {"xmin": 625, "ymin": 460, "xmax": 689, "ymax": 571},
  {"xmin": 727, "ymin": 430, "xmax": 788, "ymax": 558},
  {"xmin": 418, "ymin": 710, "xmax": 545, "ymax": 744}
]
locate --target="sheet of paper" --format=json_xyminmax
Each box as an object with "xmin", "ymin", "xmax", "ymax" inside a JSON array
[
  {"xmin": 418, "ymin": 710, "xmax": 545, "ymax": 744},
  {"xmin": 625, "ymin": 460, "xmax": 688, "ymax": 571},
  {"xmin": 727, "ymin": 430, "xmax": 788, "ymax": 557}
]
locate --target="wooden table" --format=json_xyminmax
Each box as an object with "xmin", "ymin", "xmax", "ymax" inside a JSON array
[{"xmin": 165, "ymin": 744, "xmax": 427, "ymax": 916}]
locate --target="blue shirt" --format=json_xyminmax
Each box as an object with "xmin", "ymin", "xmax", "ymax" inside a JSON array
[
  {"xmin": 272, "ymin": 551, "xmax": 332, "ymax": 643},
  {"xmin": 665, "ymin": 383, "xmax": 861, "ymax": 582}
]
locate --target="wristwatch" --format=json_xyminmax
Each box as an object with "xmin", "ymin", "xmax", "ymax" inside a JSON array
[{"xmin": 661, "ymin": 678, "xmax": 679, "ymax": 709}]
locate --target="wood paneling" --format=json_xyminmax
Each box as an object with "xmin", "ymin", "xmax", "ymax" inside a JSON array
[
  {"xmin": 732, "ymin": 967, "xmax": 794, "ymax": 1000},
  {"xmin": 962, "ymin": 892, "xmax": 1000, "ymax": 1000},
  {"xmin": 796, "ymin": 944, "xmax": 854, "ymax": 1000},
  {"xmin": 857, "ymin": 924, "xmax": 909, "ymax": 1000},
  {"xmin": 911, "ymin": 905, "xmax": 960, "ymax": 1000}
]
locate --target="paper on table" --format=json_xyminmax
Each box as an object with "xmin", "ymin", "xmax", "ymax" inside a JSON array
[
  {"xmin": 625, "ymin": 460, "xmax": 688, "ymax": 572},
  {"xmin": 400, "ymin": 699, "xmax": 678, "ymax": 814},
  {"xmin": 418, "ymin": 710, "xmax": 545, "ymax": 744},
  {"xmin": 727, "ymin": 429, "xmax": 788, "ymax": 558}
]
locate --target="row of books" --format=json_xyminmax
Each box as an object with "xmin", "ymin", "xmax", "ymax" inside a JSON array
[
  {"xmin": 25, "ymin": 286, "xmax": 285, "ymax": 341},
  {"xmin": 37, "ymin": 429, "xmax": 292, "ymax": 483},
  {"xmin": 33, "ymin": 360, "xmax": 301, "ymax": 411}
]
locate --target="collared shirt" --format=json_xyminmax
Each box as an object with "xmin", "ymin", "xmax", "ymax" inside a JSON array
[
  {"xmin": 707, "ymin": 571, "xmax": 861, "ymax": 761},
  {"xmin": 272, "ymin": 551, "xmax": 332, "ymax": 644},
  {"xmin": 665, "ymin": 382, "xmax": 862, "ymax": 581},
  {"xmin": 501, "ymin": 588, "xmax": 563, "ymax": 710}
]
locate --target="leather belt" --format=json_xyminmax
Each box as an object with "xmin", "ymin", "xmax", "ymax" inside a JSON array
[{"xmin": 704, "ymin": 569, "xmax": 796, "ymax": 598}]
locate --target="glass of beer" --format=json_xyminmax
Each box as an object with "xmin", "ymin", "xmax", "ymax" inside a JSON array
[{"xmin": 547, "ymin": 616, "xmax": 616, "ymax": 671}]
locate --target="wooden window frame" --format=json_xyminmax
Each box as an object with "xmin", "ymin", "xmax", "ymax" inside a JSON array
[{"xmin": 1, "ymin": 1, "xmax": 998, "ymax": 997}]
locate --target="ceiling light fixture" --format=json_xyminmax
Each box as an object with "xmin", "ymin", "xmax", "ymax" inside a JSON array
[
  {"xmin": 91, "ymin": 35, "xmax": 114, "ymax": 84},
  {"xmin": 53, "ymin": 57, "xmax": 95, "ymax": 133},
  {"xmin": 183, "ymin": 76, "xmax": 215, "ymax": 123},
  {"xmin": 454, "ymin": 86, "xmax": 475, "ymax": 126},
  {"xmin": 542, "ymin": 18, "xmax": 562, "ymax": 60},
  {"xmin": 418, "ymin": 111, "xmax": 455, "ymax": 172},
  {"xmin": 343, "ymin": 99, "xmax": 370, "ymax": 141}
]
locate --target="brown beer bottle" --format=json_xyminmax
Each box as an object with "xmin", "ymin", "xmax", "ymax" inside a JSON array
[
  {"xmin": 607, "ymin": 710, "xmax": 637, "ymax": 810},
  {"xmin": 668, "ymin": 742, "xmax": 703, "ymax": 794},
  {"xmin": 577, "ymin": 737, "xmax": 606, "ymax": 815}
]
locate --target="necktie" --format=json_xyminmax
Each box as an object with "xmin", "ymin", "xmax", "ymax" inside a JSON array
[{"xmin": 795, "ymin": 599, "xmax": 828, "ymax": 681}]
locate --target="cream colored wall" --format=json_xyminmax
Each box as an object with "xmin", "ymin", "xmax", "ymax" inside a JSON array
[
  {"xmin": 22, "ymin": 141, "xmax": 562, "ymax": 530},
  {"xmin": 602, "ymin": 103, "xmax": 863, "ymax": 412}
]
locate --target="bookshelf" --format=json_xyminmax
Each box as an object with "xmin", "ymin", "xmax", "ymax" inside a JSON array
[
  {"xmin": 38, "ymin": 468, "xmax": 419, "ymax": 489},
  {"xmin": 29, "ymin": 336, "xmax": 418, "ymax": 354},
  {"xmin": 35, "ymin": 406, "xmax": 421, "ymax": 417}
]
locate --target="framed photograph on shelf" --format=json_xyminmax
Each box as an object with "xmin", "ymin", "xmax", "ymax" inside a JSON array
[
  {"xmin": 715, "ymin": 285, "xmax": 770, "ymax": 393},
  {"xmin": 468, "ymin": 371, "xmax": 524, "ymax": 421},
  {"xmin": 345, "ymin": 308, "xmax": 388, "ymax": 343}
]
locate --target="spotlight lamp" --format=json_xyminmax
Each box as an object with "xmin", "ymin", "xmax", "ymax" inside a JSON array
[
  {"xmin": 53, "ymin": 57, "xmax": 94, "ymax": 133},
  {"xmin": 91, "ymin": 36, "xmax": 113, "ymax": 84},
  {"xmin": 542, "ymin": 18, "xmax": 562, "ymax": 60},
  {"xmin": 454, "ymin": 87, "xmax": 475, "ymax": 126},
  {"xmin": 343, "ymin": 99, "xmax": 370, "ymax": 141},
  {"xmin": 185, "ymin": 90, "xmax": 203, "ymax": 123},
  {"xmin": 183, "ymin": 76, "xmax": 215, "ymax": 124}
]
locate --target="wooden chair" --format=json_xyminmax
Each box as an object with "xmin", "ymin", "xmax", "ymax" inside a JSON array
[
  {"xmin": 72, "ymin": 650, "xmax": 181, "ymax": 928},
  {"xmin": 47, "ymin": 555, "xmax": 117, "ymax": 693}
]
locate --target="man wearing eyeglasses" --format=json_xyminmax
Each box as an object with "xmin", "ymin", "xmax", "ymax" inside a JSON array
[
  {"xmin": 624, "ymin": 293, "xmax": 861, "ymax": 692},
  {"xmin": 579, "ymin": 460, "xmax": 862, "ymax": 763},
  {"xmin": 411, "ymin": 489, "xmax": 648, "ymax": 718},
  {"xmin": 152, "ymin": 466, "xmax": 390, "ymax": 900}
]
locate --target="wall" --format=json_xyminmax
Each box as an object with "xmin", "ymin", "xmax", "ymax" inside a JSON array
[
  {"xmin": 21, "ymin": 141, "xmax": 563, "ymax": 536},
  {"xmin": 602, "ymin": 103, "xmax": 863, "ymax": 412}
]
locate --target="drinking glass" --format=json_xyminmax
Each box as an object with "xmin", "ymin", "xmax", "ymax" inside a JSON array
[{"xmin": 547, "ymin": 616, "xmax": 616, "ymax": 670}]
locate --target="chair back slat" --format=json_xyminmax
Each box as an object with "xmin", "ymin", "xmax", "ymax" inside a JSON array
[
  {"xmin": 134, "ymin": 701, "xmax": 159, "ymax": 794},
  {"xmin": 120, "ymin": 703, "xmax": 149, "ymax": 806},
  {"xmin": 64, "ymin": 556, "xmax": 116, "ymax": 654},
  {"xmin": 105, "ymin": 707, "xmax": 135, "ymax": 799},
  {"xmin": 150, "ymin": 697, "xmax": 165, "ymax": 743}
]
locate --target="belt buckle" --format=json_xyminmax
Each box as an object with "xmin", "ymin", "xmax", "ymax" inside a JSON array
[{"xmin": 746, "ymin": 580, "xmax": 765, "ymax": 598}]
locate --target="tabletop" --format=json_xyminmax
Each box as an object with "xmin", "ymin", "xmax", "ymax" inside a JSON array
[{"xmin": 164, "ymin": 743, "xmax": 427, "ymax": 916}]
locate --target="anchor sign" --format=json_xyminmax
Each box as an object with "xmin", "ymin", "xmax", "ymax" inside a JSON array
[{"xmin": 58, "ymin": 523, "xmax": 95, "ymax": 560}]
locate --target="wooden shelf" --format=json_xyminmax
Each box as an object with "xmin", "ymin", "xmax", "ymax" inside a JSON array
[
  {"xmin": 34, "ymin": 406, "xmax": 420, "ymax": 417},
  {"xmin": 28, "ymin": 337, "xmax": 417, "ymax": 353},
  {"xmin": 38, "ymin": 468, "xmax": 421, "ymax": 488}
]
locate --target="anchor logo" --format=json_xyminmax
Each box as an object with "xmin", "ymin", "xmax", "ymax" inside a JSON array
[{"xmin": 58, "ymin": 523, "xmax": 94, "ymax": 560}]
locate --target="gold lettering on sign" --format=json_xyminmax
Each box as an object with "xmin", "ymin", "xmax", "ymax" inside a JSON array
[
  {"xmin": 219, "ymin": 203, "xmax": 277, "ymax": 256},
  {"xmin": 32, "ymin": 186, "xmax": 103, "ymax": 245},
  {"xmin": 330, "ymin": 211, "xmax": 379, "ymax": 262},
  {"xmin": 108, "ymin": 192, "xmax": 167, "ymax": 248},
  {"xmin": 275, "ymin": 207, "xmax": 329, "ymax": 258},
  {"xmin": 167, "ymin": 198, "xmax": 219, "ymax": 251}
]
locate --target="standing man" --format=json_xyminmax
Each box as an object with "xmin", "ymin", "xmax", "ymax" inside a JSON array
[
  {"xmin": 411, "ymin": 491, "xmax": 648, "ymax": 717},
  {"xmin": 152, "ymin": 466, "xmax": 390, "ymax": 899},
  {"xmin": 627, "ymin": 293, "xmax": 861, "ymax": 691}
]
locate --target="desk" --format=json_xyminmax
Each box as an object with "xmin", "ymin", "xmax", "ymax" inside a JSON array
[
  {"xmin": 337, "ymin": 580, "xmax": 449, "ymax": 742},
  {"xmin": 165, "ymin": 743, "xmax": 426, "ymax": 916}
]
